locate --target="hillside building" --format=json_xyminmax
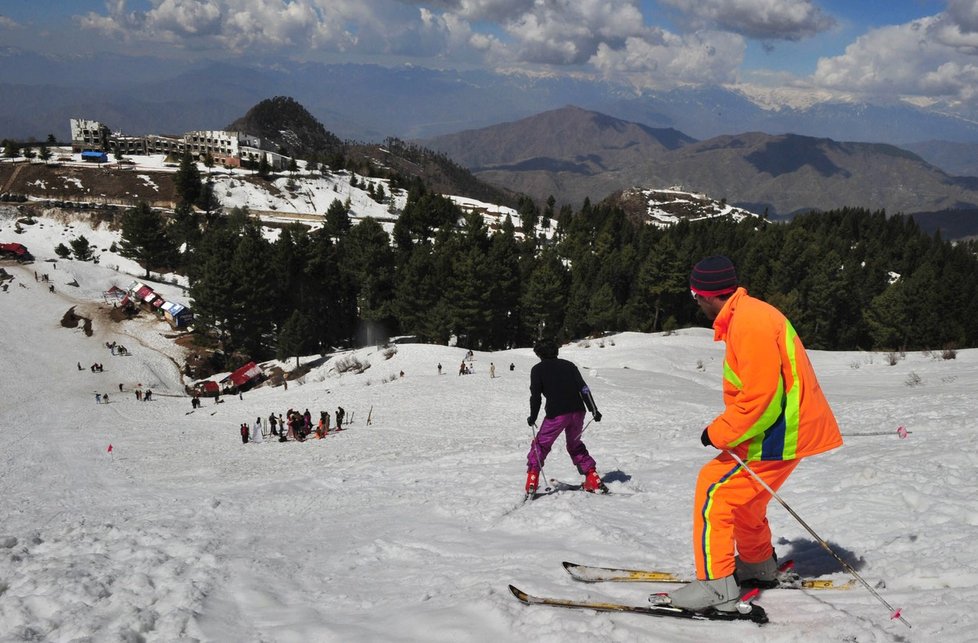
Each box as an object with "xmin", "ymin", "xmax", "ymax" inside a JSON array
[
  {"xmin": 68, "ymin": 118, "xmax": 289, "ymax": 170},
  {"xmin": 69, "ymin": 119, "xmax": 110, "ymax": 153}
]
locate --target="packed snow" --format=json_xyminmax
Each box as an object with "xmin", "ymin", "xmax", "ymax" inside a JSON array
[{"xmin": 1, "ymin": 212, "xmax": 975, "ymax": 642}]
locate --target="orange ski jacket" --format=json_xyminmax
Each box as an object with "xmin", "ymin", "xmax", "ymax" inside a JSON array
[{"xmin": 705, "ymin": 288, "xmax": 842, "ymax": 461}]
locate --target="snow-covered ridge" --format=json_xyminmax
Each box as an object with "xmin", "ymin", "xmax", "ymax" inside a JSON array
[{"xmin": 622, "ymin": 186, "xmax": 761, "ymax": 228}]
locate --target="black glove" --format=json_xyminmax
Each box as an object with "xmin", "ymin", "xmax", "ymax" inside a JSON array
[
  {"xmin": 700, "ymin": 427, "xmax": 714, "ymax": 448},
  {"xmin": 593, "ymin": 412, "xmax": 602, "ymax": 422},
  {"xmin": 527, "ymin": 416, "xmax": 535, "ymax": 426}
]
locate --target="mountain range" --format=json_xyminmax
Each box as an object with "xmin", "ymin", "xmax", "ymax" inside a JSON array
[
  {"xmin": 4, "ymin": 48, "xmax": 978, "ymax": 170},
  {"xmin": 424, "ymin": 106, "xmax": 978, "ymax": 218}
]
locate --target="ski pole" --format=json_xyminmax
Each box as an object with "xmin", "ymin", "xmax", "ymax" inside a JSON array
[
  {"xmin": 527, "ymin": 423, "xmax": 551, "ymax": 493},
  {"xmin": 727, "ymin": 450, "xmax": 911, "ymax": 629}
]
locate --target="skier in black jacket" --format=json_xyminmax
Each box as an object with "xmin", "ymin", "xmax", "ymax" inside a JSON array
[{"xmin": 525, "ymin": 340, "xmax": 606, "ymax": 495}]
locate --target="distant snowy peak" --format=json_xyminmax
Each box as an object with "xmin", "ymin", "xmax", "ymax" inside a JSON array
[
  {"xmin": 614, "ymin": 186, "xmax": 762, "ymax": 228},
  {"xmin": 729, "ymin": 83, "xmax": 855, "ymax": 112}
]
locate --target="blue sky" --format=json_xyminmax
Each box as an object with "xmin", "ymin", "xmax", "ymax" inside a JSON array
[{"xmin": 1, "ymin": 1, "xmax": 975, "ymax": 107}]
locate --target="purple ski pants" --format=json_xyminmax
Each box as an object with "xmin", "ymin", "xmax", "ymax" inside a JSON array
[{"xmin": 526, "ymin": 410, "xmax": 595, "ymax": 474}]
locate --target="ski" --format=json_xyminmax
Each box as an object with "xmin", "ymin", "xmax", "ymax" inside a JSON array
[
  {"xmin": 508, "ymin": 585, "xmax": 768, "ymax": 624},
  {"xmin": 562, "ymin": 560, "xmax": 855, "ymax": 590}
]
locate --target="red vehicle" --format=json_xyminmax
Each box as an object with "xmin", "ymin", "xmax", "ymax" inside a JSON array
[{"xmin": 0, "ymin": 242, "xmax": 32, "ymax": 261}]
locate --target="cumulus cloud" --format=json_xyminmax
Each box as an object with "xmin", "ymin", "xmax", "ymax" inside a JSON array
[
  {"xmin": 503, "ymin": 0, "xmax": 648, "ymax": 65},
  {"xmin": 0, "ymin": 15, "xmax": 23, "ymax": 30},
  {"xmin": 947, "ymin": 0, "xmax": 978, "ymax": 34},
  {"xmin": 590, "ymin": 29, "xmax": 746, "ymax": 88},
  {"xmin": 70, "ymin": 0, "xmax": 745, "ymax": 88},
  {"xmin": 660, "ymin": 0, "xmax": 834, "ymax": 41},
  {"xmin": 812, "ymin": 13, "xmax": 978, "ymax": 103},
  {"xmin": 76, "ymin": 0, "xmax": 390, "ymax": 54}
]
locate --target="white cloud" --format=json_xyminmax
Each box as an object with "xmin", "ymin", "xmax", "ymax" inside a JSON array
[
  {"xmin": 660, "ymin": 0, "xmax": 834, "ymax": 41},
  {"xmin": 0, "ymin": 15, "xmax": 23, "ymax": 30},
  {"xmin": 590, "ymin": 29, "xmax": 746, "ymax": 88},
  {"xmin": 76, "ymin": 0, "xmax": 384, "ymax": 54},
  {"xmin": 812, "ymin": 14, "xmax": 978, "ymax": 103},
  {"xmin": 71, "ymin": 0, "xmax": 742, "ymax": 83},
  {"xmin": 947, "ymin": 0, "xmax": 978, "ymax": 34}
]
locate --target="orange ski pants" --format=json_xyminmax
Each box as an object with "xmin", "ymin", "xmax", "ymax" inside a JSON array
[{"xmin": 692, "ymin": 453, "xmax": 799, "ymax": 580}]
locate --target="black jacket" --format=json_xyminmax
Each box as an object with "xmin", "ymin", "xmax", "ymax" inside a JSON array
[{"xmin": 528, "ymin": 357, "xmax": 595, "ymax": 422}]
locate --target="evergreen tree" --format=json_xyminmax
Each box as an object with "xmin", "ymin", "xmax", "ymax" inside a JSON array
[
  {"xmin": 225, "ymin": 223, "xmax": 277, "ymax": 357},
  {"xmin": 518, "ymin": 195, "xmax": 540, "ymax": 238},
  {"xmin": 625, "ymin": 235, "xmax": 687, "ymax": 332},
  {"xmin": 174, "ymin": 153, "xmax": 202, "ymax": 206},
  {"xmin": 586, "ymin": 283, "xmax": 620, "ymax": 331},
  {"xmin": 188, "ymin": 220, "xmax": 245, "ymax": 352},
  {"xmin": 323, "ymin": 198, "xmax": 352, "ymax": 238},
  {"xmin": 394, "ymin": 244, "xmax": 447, "ymax": 343},
  {"xmin": 485, "ymin": 218, "xmax": 523, "ymax": 348},
  {"xmin": 863, "ymin": 279, "xmax": 911, "ymax": 350},
  {"xmin": 119, "ymin": 202, "xmax": 176, "ymax": 278},
  {"xmin": 69, "ymin": 235, "xmax": 94, "ymax": 262},
  {"xmin": 343, "ymin": 217, "xmax": 397, "ymax": 332},
  {"xmin": 521, "ymin": 250, "xmax": 570, "ymax": 341},
  {"xmin": 277, "ymin": 309, "xmax": 315, "ymax": 367},
  {"xmin": 303, "ymin": 230, "xmax": 357, "ymax": 350},
  {"xmin": 167, "ymin": 201, "xmax": 202, "ymax": 268},
  {"xmin": 444, "ymin": 244, "xmax": 494, "ymax": 348}
]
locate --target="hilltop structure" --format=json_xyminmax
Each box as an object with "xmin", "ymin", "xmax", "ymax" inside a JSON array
[{"xmin": 69, "ymin": 118, "xmax": 291, "ymax": 170}]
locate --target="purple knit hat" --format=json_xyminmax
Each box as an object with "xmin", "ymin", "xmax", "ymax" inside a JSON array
[{"xmin": 690, "ymin": 255, "xmax": 738, "ymax": 297}]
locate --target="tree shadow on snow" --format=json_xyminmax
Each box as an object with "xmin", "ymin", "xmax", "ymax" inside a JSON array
[{"xmin": 775, "ymin": 536, "xmax": 867, "ymax": 576}]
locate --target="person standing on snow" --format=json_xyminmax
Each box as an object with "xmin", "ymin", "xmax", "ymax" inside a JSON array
[
  {"xmin": 525, "ymin": 339, "xmax": 605, "ymax": 495},
  {"xmin": 662, "ymin": 256, "xmax": 843, "ymax": 614}
]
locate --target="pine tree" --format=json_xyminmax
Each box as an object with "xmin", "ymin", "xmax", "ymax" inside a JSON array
[
  {"xmin": 485, "ymin": 218, "xmax": 523, "ymax": 348},
  {"xmin": 586, "ymin": 283, "xmax": 619, "ymax": 331},
  {"xmin": 69, "ymin": 235, "xmax": 94, "ymax": 262},
  {"xmin": 277, "ymin": 310, "xmax": 315, "ymax": 367},
  {"xmin": 521, "ymin": 250, "xmax": 570, "ymax": 341},
  {"xmin": 342, "ymin": 217, "xmax": 397, "ymax": 331},
  {"xmin": 119, "ymin": 202, "xmax": 176, "ymax": 278},
  {"xmin": 174, "ymin": 153, "xmax": 202, "ymax": 206},
  {"xmin": 323, "ymin": 198, "xmax": 351, "ymax": 238},
  {"xmin": 303, "ymin": 230, "xmax": 356, "ymax": 351},
  {"xmin": 188, "ymin": 222, "xmax": 242, "ymax": 352},
  {"xmin": 226, "ymin": 224, "xmax": 277, "ymax": 357},
  {"xmin": 444, "ymin": 244, "xmax": 494, "ymax": 348},
  {"xmin": 393, "ymin": 244, "xmax": 445, "ymax": 343}
]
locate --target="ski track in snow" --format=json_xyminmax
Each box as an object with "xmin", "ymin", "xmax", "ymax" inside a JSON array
[{"xmin": 1, "ymin": 214, "xmax": 977, "ymax": 641}]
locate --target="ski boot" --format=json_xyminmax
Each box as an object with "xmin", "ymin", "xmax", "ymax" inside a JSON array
[
  {"xmin": 582, "ymin": 468, "xmax": 608, "ymax": 494},
  {"xmin": 651, "ymin": 575, "xmax": 741, "ymax": 613},
  {"xmin": 525, "ymin": 471, "xmax": 539, "ymax": 496},
  {"xmin": 736, "ymin": 554, "xmax": 786, "ymax": 589}
]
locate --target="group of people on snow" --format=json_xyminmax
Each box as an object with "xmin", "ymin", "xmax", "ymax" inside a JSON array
[
  {"xmin": 525, "ymin": 255, "xmax": 842, "ymax": 615},
  {"xmin": 239, "ymin": 406, "xmax": 347, "ymax": 444}
]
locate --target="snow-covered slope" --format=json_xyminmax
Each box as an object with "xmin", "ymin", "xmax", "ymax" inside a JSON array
[{"xmin": 0, "ymin": 217, "xmax": 974, "ymax": 642}]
